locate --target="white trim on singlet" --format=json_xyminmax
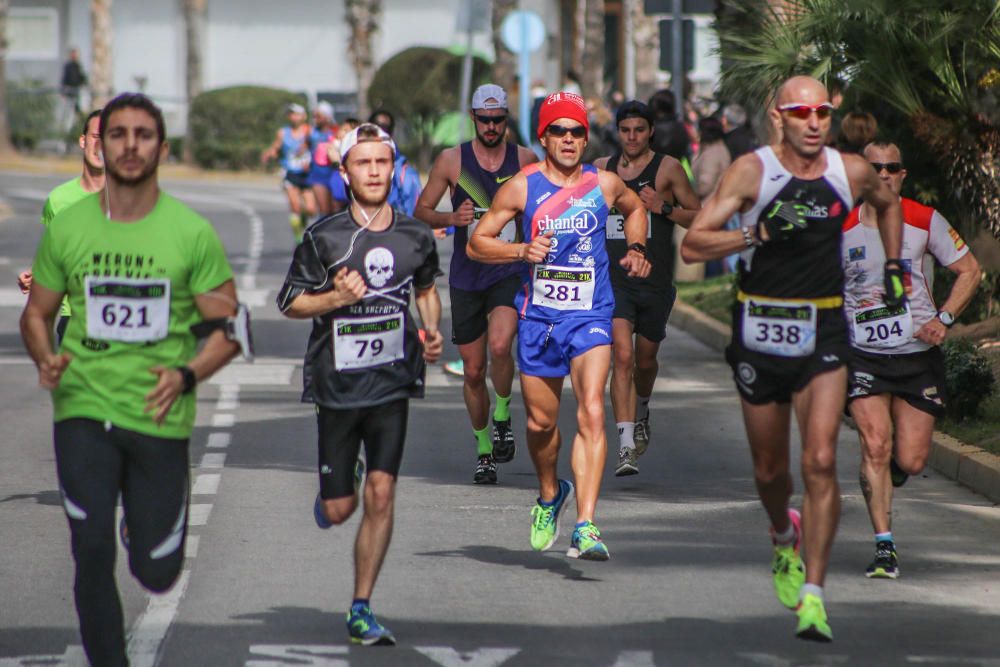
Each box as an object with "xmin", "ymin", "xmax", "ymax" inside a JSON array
[{"xmin": 738, "ymin": 146, "xmax": 854, "ymax": 270}]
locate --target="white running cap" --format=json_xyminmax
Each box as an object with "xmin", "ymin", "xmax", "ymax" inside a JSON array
[
  {"xmin": 315, "ymin": 101, "xmax": 335, "ymax": 118},
  {"xmin": 286, "ymin": 102, "xmax": 306, "ymax": 114},
  {"xmin": 471, "ymin": 84, "xmax": 507, "ymax": 110},
  {"xmin": 339, "ymin": 122, "xmax": 397, "ymax": 162}
]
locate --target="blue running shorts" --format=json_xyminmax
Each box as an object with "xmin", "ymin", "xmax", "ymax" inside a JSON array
[{"xmin": 518, "ymin": 317, "xmax": 612, "ymax": 377}]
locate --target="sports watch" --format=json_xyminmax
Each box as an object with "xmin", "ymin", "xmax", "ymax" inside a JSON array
[
  {"xmin": 936, "ymin": 311, "xmax": 955, "ymax": 328},
  {"xmin": 627, "ymin": 242, "xmax": 647, "ymax": 256},
  {"xmin": 176, "ymin": 366, "xmax": 197, "ymax": 394},
  {"xmin": 660, "ymin": 202, "xmax": 674, "ymax": 218}
]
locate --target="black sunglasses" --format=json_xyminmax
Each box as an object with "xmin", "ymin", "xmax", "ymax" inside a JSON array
[
  {"xmin": 546, "ymin": 124, "xmax": 587, "ymax": 138},
  {"xmin": 475, "ymin": 114, "xmax": 507, "ymax": 126},
  {"xmin": 870, "ymin": 162, "xmax": 903, "ymax": 174}
]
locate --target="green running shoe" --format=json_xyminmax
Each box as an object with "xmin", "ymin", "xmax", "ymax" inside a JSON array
[
  {"xmin": 529, "ymin": 479, "xmax": 573, "ymax": 551},
  {"xmin": 771, "ymin": 508, "xmax": 805, "ymax": 609},
  {"xmin": 567, "ymin": 520, "xmax": 610, "ymax": 561},
  {"xmin": 795, "ymin": 593, "xmax": 833, "ymax": 642},
  {"xmin": 634, "ymin": 415, "xmax": 650, "ymax": 457}
]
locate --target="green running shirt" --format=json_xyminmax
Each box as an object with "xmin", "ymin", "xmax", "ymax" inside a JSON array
[
  {"xmin": 32, "ymin": 193, "xmax": 234, "ymax": 438},
  {"xmin": 40, "ymin": 177, "xmax": 94, "ymax": 317}
]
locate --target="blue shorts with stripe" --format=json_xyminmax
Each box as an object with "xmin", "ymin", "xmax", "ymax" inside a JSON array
[{"xmin": 517, "ymin": 317, "xmax": 612, "ymax": 377}]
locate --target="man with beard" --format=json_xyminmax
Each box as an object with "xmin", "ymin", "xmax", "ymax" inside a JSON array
[
  {"xmin": 469, "ymin": 92, "xmax": 650, "ymax": 561},
  {"xmin": 593, "ymin": 100, "xmax": 701, "ymax": 475},
  {"xmin": 21, "ymin": 93, "xmax": 243, "ymax": 666},
  {"xmin": 18, "ymin": 108, "xmax": 106, "ymax": 344},
  {"xmin": 278, "ymin": 123, "xmax": 443, "ymax": 645},
  {"xmin": 682, "ymin": 76, "xmax": 903, "ymax": 642},
  {"xmin": 415, "ymin": 84, "xmax": 537, "ymax": 484}
]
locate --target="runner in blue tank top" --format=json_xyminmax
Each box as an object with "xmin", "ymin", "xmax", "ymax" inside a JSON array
[
  {"xmin": 415, "ymin": 84, "xmax": 538, "ymax": 484},
  {"xmin": 261, "ymin": 102, "xmax": 317, "ymax": 243},
  {"xmin": 682, "ymin": 75, "xmax": 904, "ymax": 643},
  {"xmin": 469, "ymin": 92, "xmax": 650, "ymax": 561}
]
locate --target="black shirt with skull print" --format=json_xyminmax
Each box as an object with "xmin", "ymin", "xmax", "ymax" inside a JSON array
[{"xmin": 277, "ymin": 209, "xmax": 441, "ymax": 409}]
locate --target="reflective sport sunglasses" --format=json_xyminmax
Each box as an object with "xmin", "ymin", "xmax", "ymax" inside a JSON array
[
  {"xmin": 870, "ymin": 161, "xmax": 904, "ymax": 174},
  {"xmin": 546, "ymin": 124, "xmax": 587, "ymax": 138},
  {"xmin": 777, "ymin": 102, "xmax": 834, "ymax": 120},
  {"xmin": 475, "ymin": 114, "xmax": 507, "ymax": 126}
]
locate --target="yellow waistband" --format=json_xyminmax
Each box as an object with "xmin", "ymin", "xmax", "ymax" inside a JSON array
[{"xmin": 737, "ymin": 290, "xmax": 843, "ymax": 309}]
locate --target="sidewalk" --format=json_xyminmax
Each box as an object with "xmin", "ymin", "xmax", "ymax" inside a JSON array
[
  {"xmin": 0, "ymin": 153, "xmax": 274, "ymax": 185},
  {"xmin": 669, "ymin": 298, "xmax": 1000, "ymax": 504}
]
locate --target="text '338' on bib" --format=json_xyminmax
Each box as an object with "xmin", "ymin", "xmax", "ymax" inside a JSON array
[
  {"xmin": 532, "ymin": 265, "xmax": 595, "ymax": 311},
  {"xmin": 853, "ymin": 303, "xmax": 913, "ymax": 349},
  {"xmin": 741, "ymin": 298, "xmax": 817, "ymax": 357},
  {"xmin": 333, "ymin": 312, "xmax": 405, "ymax": 371},
  {"xmin": 85, "ymin": 276, "xmax": 171, "ymax": 343}
]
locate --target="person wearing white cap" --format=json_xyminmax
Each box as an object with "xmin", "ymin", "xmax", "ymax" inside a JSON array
[
  {"xmin": 278, "ymin": 122, "xmax": 443, "ymax": 646},
  {"xmin": 261, "ymin": 102, "xmax": 317, "ymax": 242},
  {"xmin": 308, "ymin": 101, "xmax": 342, "ymax": 216},
  {"xmin": 414, "ymin": 83, "xmax": 538, "ymax": 485}
]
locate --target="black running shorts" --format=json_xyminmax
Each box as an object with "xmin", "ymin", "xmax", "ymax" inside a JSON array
[
  {"xmin": 612, "ymin": 281, "xmax": 676, "ymax": 343},
  {"xmin": 449, "ymin": 274, "xmax": 521, "ymax": 345},
  {"xmin": 847, "ymin": 346, "xmax": 947, "ymax": 418},
  {"xmin": 283, "ymin": 170, "xmax": 311, "ymax": 190},
  {"xmin": 726, "ymin": 304, "xmax": 850, "ymax": 404},
  {"xmin": 316, "ymin": 398, "xmax": 409, "ymax": 499}
]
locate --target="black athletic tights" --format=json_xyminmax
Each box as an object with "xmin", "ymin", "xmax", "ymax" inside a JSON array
[{"xmin": 54, "ymin": 418, "xmax": 190, "ymax": 667}]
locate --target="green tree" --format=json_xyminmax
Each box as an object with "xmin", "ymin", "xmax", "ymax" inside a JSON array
[
  {"xmin": 367, "ymin": 47, "xmax": 490, "ymax": 170},
  {"xmin": 716, "ymin": 0, "xmax": 1000, "ymax": 239},
  {"xmin": 0, "ymin": 0, "xmax": 14, "ymax": 155},
  {"xmin": 346, "ymin": 0, "xmax": 382, "ymax": 120}
]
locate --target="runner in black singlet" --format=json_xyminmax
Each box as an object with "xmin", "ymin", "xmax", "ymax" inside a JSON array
[
  {"xmin": 681, "ymin": 76, "xmax": 905, "ymax": 643},
  {"xmin": 593, "ymin": 100, "xmax": 701, "ymax": 476}
]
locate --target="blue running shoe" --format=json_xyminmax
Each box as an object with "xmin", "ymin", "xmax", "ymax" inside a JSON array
[
  {"xmin": 346, "ymin": 604, "xmax": 396, "ymax": 646},
  {"xmin": 529, "ymin": 479, "xmax": 574, "ymax": 551},
  {"xmin": 567, "ymin": 520, "xmax": 610, "ymax": 561},
  {"xmin": 314, "ymin": 458, "xmax": 365, "ymax": 529}
]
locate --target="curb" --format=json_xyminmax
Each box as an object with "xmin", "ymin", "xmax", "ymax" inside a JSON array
[{"xmin": 669, "ymin": 298, "xmax": 1000, "ymax": 504}]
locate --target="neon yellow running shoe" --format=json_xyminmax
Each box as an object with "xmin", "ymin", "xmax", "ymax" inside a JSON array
[
  {"xmin": 529, "ymin": 479, "xmax": 573, "ymax": 551},
  {"xmin": 771, "ymin": 508, "xmax": 805, "ymax": 609},
  {"xmin": 796, "ymin": 593, "xmax": 833, "ymax": 642}
]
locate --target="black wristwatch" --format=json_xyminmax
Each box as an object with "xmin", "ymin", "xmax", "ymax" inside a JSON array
[
  {"xmin": 627, "ymin": 242, "xmax": 647, "ymax": 256},
  {"xmin": 176, "ymin": 366, "xmax": 197, "ymax": 394},
  {"xmin": 660, "ymin": 202, "xmax": 674, "ymax": 218},
  {"xmin": 936, "ymin": 311, "xmax": 955, "ymax": 328}
]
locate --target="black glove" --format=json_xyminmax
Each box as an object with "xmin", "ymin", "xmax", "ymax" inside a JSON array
[
  {"xmin": 757, "ymin": 200, "xmax": 809, "ymax": 243},
  {"xmin": 883, "ymin": 259, "xmax": 906, "ymax": 307}
]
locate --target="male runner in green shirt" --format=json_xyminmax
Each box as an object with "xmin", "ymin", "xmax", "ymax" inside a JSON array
[{"xmin": 21, "ymin": 93, "xmax": 242, "ymax": 667}]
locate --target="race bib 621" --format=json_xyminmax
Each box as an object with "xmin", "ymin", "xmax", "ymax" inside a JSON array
[{"xmin": 85, "ymin": 276, "xmax": 171, "ymax": 342}]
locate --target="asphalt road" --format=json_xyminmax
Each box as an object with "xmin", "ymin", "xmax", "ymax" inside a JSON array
[{"xmin": 1, "ymin": 169, "xmax": 998, "ymax": 667}]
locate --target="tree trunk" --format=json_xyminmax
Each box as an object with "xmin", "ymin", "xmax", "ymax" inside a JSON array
[
  {"xmin": 0, "ymin": 0, "xmax": 15, "ymax": 156},
  {"xmin": 182, "ymin": 0, "xmax": 207, "ymax": 163},
  {"xmin": 631, "ymin": 0, "xmax": 660, "ymax": 102},
  {"xmin": 580, "ymin": 0, "xmax": 605, "ymax": 99},
  {"xmin": 491, "ymin": 0, "xmax": 517, "ymax": 93},
  {"xmin": 90, "ymin": 0, "xmax": 114, "ymax": 108},
  {"xmin": 572, "ymin": 0, "xmax": 585, "ymax": 77},
  {"xmin": 345, "ymin": 0, "xmax": 382, "ymax": 120}
]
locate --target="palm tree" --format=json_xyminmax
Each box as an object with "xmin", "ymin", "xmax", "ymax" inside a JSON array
[
  {"xmin": 717, "ymin": 0, "xmax": 1000, "ymax": 239},
  {"xmin": 90, "ymin": 0, "xmax": 113, "ymax": 108},
  {"xmin": 630, "ymin": 0, "xmax": 660, "ymax": 101},
  {"xmin": 182, "ymin": 0, "xmax": 207, "ymax": 163},
  {"xmin": 0, "ymin": 0, "xmax": 14, "ymax": 155},
  {"xmin": 345, "ymin": 0, "xmax": 382, "ymax": 120},
  {"xmin": 580, "ymin": 0, "xmax": 606, "ymax": 99}
]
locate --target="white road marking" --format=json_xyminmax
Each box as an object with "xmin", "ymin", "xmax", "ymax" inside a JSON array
[
  {"xmin": 212, "ymin": 413, "xmax": 235, "ymax": 428},
  {"xmin": 192, "ymin": 474, "xmax": 220, "ymax": 495},
  {"xmin": 0, "ymin": 288, "xmax": 29, "ymax": 307},
  {"xmin": 245, "ymin": 645, "xmax": 348, "ymax": 666},
  {"xmin": 611, "ymin": 651, "xmax": 656, "ymax": 667},
  {"xmin": 126, "ymin": 570, "xmax": 191, "ymax": 667},
  {"xmin": 200, "ymin": 453, "xmax": 227, "ymax": 469},
  {"xmin": 188, "ymin": 504, "xmax": 213, "ymax": 526},
  {"xmin": 414, "ymin": 647, "xmax": 520, "ymax": 666},
  {"xmin": 206, "ymin": 432, "xmax": 231, "ymax": 448},
  {"xmin": 185, "ymin": 535, "xmax": 199, "ymax": 559}
]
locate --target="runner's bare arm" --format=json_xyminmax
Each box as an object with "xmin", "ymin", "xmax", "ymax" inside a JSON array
[
  {"xmin": 20, "ymin": 283, "xmax": 71, "ymax": 389},
  {"xmin": 681, "ymin": 154, "xmax": 762, "ymax": 263},
  {"xmin": 281, "ymin": 266, "xmax": 367, "ymax": 319},
  {"xmin": 260, "ymin": 128, "xmax": 283, "ymax": 164},
  {"xmin": 467, "ymin": 174, "xmax": 532, "ymax": 264},
  {"xmin": 915, "ymin": 252, "xmax": 981, "ymax": 345},
  {"xmin": 145, "ymin": 279, "xmax": 242, "ymax": 424},
  {"xmin": 845, "ymin": 154, "xmax": 903, "ymax": 260},
  {"xmin": 653, "ymin": 157, "xmax": 701, "ymax": 229},
  {"xmin": 414, "ymin": 284, "xmax": 443, "ymax": 362},
  {"xmin": 414, "ymin": 147, "xmax": 465, "ymax": 229}
]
